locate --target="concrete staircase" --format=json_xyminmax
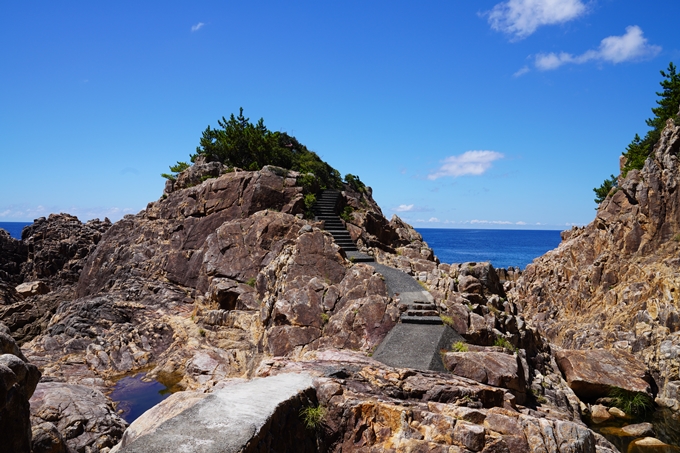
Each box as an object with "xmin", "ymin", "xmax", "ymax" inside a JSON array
[{"xmin": 313, "ymin": 190, "xmax": 373, "ymax": 263}]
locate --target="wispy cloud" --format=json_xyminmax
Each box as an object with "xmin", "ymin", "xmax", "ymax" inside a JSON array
[
  {"xmin": 394, "ymin": 204, "xmax": 414, "ymax": 212},
  {"xmin": 535, "ymin": 26, "xmax": 661, "ymax": 70},
  {"xmin": 191, "ymin": 22, "xmax": 205, "ymax": 32},
  {"xmin": 514, "ymin": 66, "xmax": 530, "ymax": 77},
  {"xmin": 486, "ymin": 0, "xmax": 587, "ymax": 40},
  {"xmin": 428, "ymin": 151, "xmax": 504, "ymax": 180},
  {"xmin": 428, "ymin": 217, "xmax": 440, "ymax": 223}
]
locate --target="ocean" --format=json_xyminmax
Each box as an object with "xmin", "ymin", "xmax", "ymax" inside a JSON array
[
  {"xmin": 0, "ymin": 222, "xmax": 32, "ymax": 240},
  {"xmin": 1, "ymin": 222, "xmax": 561, "ymax": 270},
  {"xmin": 416, "ymin": 228, "xmax": 562, "ymax": 270}
]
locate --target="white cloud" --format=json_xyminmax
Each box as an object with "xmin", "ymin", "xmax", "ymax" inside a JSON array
[
  {"xmin": 428, "ymin": 217, "xmax": 440, "ymax": 223},
  {"xmin": 470, "ymin": 219, "xmax": 513, "ymax": 225},
  {"xmin": 516, "ymin": 221, "xmax": 527, "ymax": 225},
  {"xmin": 514, "ymin": 66, "xmax": 530, "ymax": 77},
  {"xmin": 535, "ymin": 26, "xmax": 661, "ymax": 70},
  {"xmin": 428, "ymin": 151, "xmax": 504, "ymax": 180},
  {"xmin": 394, "ymin": 204, "xmax": 414, "ymax": 212},
  {"xmin": 486, "ymin": 0, "xmax": 587, "ymax": 40},
  {"xmin": 191, "ymin": 22, "xmax": 205, "ymax": 32}
]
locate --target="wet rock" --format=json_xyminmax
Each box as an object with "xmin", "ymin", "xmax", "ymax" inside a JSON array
[
  {"xmin": 621, "ymin": 422, "xmax": 655, "ymax": 437},
  {"xmin": 590, "ymin": 404, "xmax": 613, "ymax": 424}
]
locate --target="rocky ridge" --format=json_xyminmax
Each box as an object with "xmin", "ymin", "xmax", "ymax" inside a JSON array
[{"xmin": 512, "ymin": 117, "xmax": 680, "ymax": 413}]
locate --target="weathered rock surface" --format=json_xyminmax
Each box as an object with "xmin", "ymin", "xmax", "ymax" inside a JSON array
[
  {"xmin": 0, "ymin": 322, "xmax": 42, "ymax": 453},
  {"xmin": 443, "ymin": 350, "xmax": 527, "ymax": 400},
  {"xmin": 513, "ymin": 117, "xmax": 680, "ymax": 411},
  {"xmin": 556, "ymin": 348, "xmax": 652, "ymax": 399},
  {"xmin": 111, "ymin": 373, "xmax": 316, "ymax": 453},
  {"xmin": 251, "ymin": 351, "xmax": 618, "ymax": 453},
  {"xmin": 30, "ymin": 382, "xmax": 128, "ymax": 453}
]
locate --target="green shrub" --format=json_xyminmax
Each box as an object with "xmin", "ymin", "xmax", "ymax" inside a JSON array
[
  {"xmin": 494, "ymin": 336, "xmax": 517, "ymax": 353},
  {"xmin": 344, "ymin": 173, "xmax": 366, "ymax": 193},
  {"xmin": 300, "ymin": 405, "xmax": 326, "ymax": 429},
  {"xmin": 451, "ymin": 341, "xmax": 468, "ymax": 352},
  {"xmin": 304, "ymin": 193, "xmax": 317, "ymax": 219},
  {"xmin": 340, "ymin": 206, "xmax": 354, "ymax": 223},
  {"xmin": 609, "ymin": 387, "xmax": 654, "ymax": 416}
]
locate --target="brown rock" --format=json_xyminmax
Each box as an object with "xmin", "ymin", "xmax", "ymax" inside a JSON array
[
  {"xmin": 453, "ymin": 421, "xmax": 486, "ymax": 451},
  {"xmin": 555, "ymin": 349, "xmax": 650, "ymax": 398},
  {"xmin": 443, "ymin": 351, "xmax": 526, "ymax": 396},
  {"xmin": 15, "ymin": 281, "xmax": 49, "ymax": 298},
  {"xmin": 590, "ymin": 404, "xmax": 612, "ymax": 424}
]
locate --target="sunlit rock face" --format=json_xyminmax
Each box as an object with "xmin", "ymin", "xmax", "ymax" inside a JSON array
[{"xmin": 512, "ymin": 117, "xmax": 680, "ymax": 410}]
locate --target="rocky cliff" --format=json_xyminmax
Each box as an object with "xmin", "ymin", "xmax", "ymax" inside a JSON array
[
  {"xmin": 513, "ymin": 117, "xmax": 680, "ymax": 411},
  {"xmin": 1, "ymin": 150, "xmax": 677, "ymax": 451}
]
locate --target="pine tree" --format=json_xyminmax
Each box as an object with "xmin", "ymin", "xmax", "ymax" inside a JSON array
[{"xmin": 594, "ymin": 62, "xmax": 680, "ymax": 204}]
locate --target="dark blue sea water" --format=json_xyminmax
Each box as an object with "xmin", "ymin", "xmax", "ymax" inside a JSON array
[
  {"xmin": 0, "ymin": 222, "xmax": 32, "ymax": 240},
  {"xmin": 416, "ymin": 228, "xmax": 562, "ymax": 270},
  {"xmin": 109, "ymin": 373, "xmax": 171, "ymax": 423}
]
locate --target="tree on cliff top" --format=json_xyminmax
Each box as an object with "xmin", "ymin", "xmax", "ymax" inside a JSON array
[
  {"xmin": 594, "ymin": 62, "xmax": 680, "ymax": 204},
  {"xmin": 190, "ymin": 108, "xmax": 342, "ymax": 190}
]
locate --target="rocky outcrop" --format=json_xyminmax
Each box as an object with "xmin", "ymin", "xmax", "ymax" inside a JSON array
[
  {"xmin": 29, "ymin": 382, "xmax": 130, "ymax": 453},
  {"xmin": 512, "ymin": 117, "xmax": 680, "ymax": 410},
  {"xmin": 249, "ymin": 351, "xmax": 619, "ymax": 453},
  {"xmin": 0, "ymin": 228, "xmax": 27, "ymax": 286},
  {"xmin": 0, "ymin": 322, "xmax": 41, "ymax": 453},
  {"xmin": 0, "ymin": 214, "xmax": 111, "ymax": 345}
]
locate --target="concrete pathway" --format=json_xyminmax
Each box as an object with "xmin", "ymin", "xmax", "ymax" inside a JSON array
[{"xmin": 368, "ymin": 263, "xmax": 465, "ymax": 372}]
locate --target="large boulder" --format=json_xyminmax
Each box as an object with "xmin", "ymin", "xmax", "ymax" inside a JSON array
[
  {"xmin": 30, "ymin": 382, "xmax": 128, "ymax": 453},
  {"xmin": 0, "ymin": 322, "xmax": 41, "ymax": 453},
  {"xmin": 442, "ymin": 351, "xmax": 527, "ymax": 399},
  {"xmin": 111, "ymin": 373, "xmax": 316, "ymax": 453},
  {"xmin": 555, "ymin": 349, "xmax": 651, "ymax": 399}
]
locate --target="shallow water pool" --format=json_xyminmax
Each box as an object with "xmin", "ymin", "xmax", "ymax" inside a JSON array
[{"xmin": 109, "ymin": 373, "xmax": 172, "ymax": 423}]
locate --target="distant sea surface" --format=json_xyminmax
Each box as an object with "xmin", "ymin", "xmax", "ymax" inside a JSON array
[
  {"xmin": 0, "ymin": 222, "xmax": 32, "ymax": 240},
  {"xmin": 416, "ymin": 228, "xmax": 562, "ymax": 270}
]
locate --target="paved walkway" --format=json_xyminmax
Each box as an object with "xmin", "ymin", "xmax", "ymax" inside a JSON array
[{"xmin": 368, "ymin": 263, "xmax": 465, "ymax": 372}]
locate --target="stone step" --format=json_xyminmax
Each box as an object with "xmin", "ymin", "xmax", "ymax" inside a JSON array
[
  {"xmin": 404, "ymin": 310, "xmax": 440, "ymax": 317},
  {"xmin": 400, "ymin": 315, "xmax": 443, "ymax": 325}
]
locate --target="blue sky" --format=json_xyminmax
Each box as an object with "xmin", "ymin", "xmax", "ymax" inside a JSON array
[{"xmin": 2, "ymin": 1, "xmax": 678, "ymax": 230}]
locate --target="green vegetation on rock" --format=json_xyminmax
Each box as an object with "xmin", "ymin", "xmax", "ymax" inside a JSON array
[
  {"xmin": 609, "ymin": 387, "xmax": 654, "ymax": 416},
  {"xmin": 594, "ymin": 62, "xmax": 680, "ymax": 203},
  {"xmin": 191, "ymin": 108, "xmax": 342, "ymax": 190},
  {"xmin": 161, "ymin": 161, "xmax": 190, "ymax": 181},
  {"xmin": 299, "ymin": 405, "xmax": 326, "ymax": 429}
]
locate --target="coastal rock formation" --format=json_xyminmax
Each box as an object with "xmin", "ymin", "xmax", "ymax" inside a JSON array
[
  {"xmin": 0, "ymin": 322, "xmax": 42, "ymax": 453},
  {"xmin": 512, "ymin": 117, "xmax": 680, "ymax": 410},
  {"xmin": 30, "ymin": 382, "xmax": 128, "ymax": 453},
  {"xmin": 0, "ymin": 214, "xmax": 111, "ymax": 345}
]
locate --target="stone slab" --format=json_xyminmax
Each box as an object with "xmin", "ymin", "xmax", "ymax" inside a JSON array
[{"xmin": 112, "ymin": 372, "xmax": 314, "ymax": 453}]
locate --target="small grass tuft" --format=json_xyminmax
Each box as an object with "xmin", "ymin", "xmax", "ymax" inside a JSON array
[
  {"xmin": 494, "ymin": 336, "xmax": 517, "ymax": 353},
  {"xmin": 417, "ymin": 280, "xmax": 429, "ymax": 290},
  {"xmin": 440, "ymin": 315, "xmax": 454, "ymax": 327},
  {"xmin": 245, "ymin": 277, "xmax": 256, "ymax": 287},
  {"xmin": 320, "ymin": 313, "xmax": 330, "ymax": 325},
  {"xmin": 609, "ymin": 387, "xmax": 654, "ymax": 416},
  {"xmin": 300, "ymin": 405, "xmax": 326, "ymax": 429},
  {"xmin": 451, "ymin": 341, "xmax": 468, "ymax": 352},
  {"xmin": 198, "ymin": 328, "xmax": 206, "ymax": 337}
]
